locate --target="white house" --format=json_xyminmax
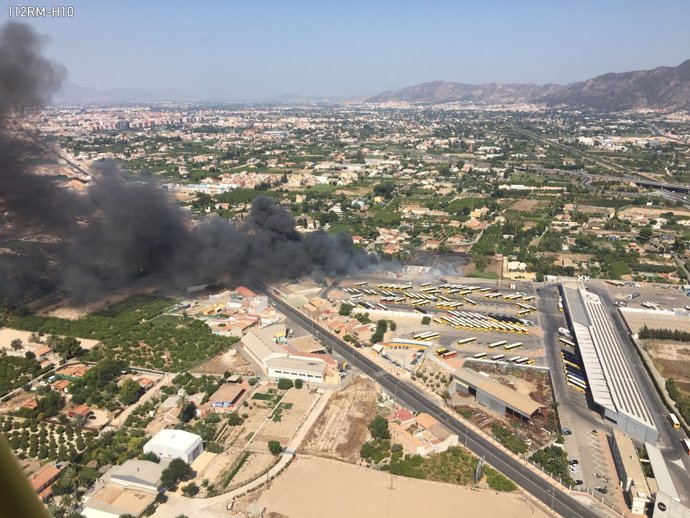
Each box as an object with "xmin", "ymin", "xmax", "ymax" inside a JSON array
[{"xmin": 143, "ymin": 429, "xmax": 203, "ymax": 464}]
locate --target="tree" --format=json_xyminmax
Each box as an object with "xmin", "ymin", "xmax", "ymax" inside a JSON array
[
  {"xmin": 160, "ymin": 458, "xmax": 193, "ymax": 490},
  {"xmin": 421, "ymin": 316, "xmax": 431, "ymax": 325},
  {"xmin": 179, "ymin": 401, "xmax": 197, "ymax": 423},
  {"xmin": 637, "ymin": 226, "xmax": 653, "ymax": 242},
  {"xmin": 227, "ymin": 411, "xmax": 243, "ymax": 426},
  {"xmin": 25, "ymin": 351, "xmax": 36, "ymax": 360},
  {"xmin": 138, "ymin": 451, "xmax": 160, "ymax": 463},
  {"xmin": 339, "ymin": 304, "xmax": 352, "ymax": 316},
  {"xmin": 119, "ymin": 378, "xmax": 143, "ymax": 406},
  {"xmin": 277, "ymin": 378, "xmax": 294, "ymax": 390},
  {"xmin": 268, "ymin": 440, "xmax": 283, "ymax": 455},
  {"xmin": 294, "ymin": 379, "xmax": 303, "ymax": 389},
  {"xmin": 368, "ymin": 415, "xmax": 390, "ymax": 440},
  {"xmin": 37, "ymin": 390, "xmax": 65, "ymax": 417},
  {"xmin": 10, "ymin": 338, "xmax": 22, "ymax": 351},
  {"xmin": 28, "ymin": 332, "xmax": 40, "ymax": 344},
  {"xmin": 181, "ymin": 482, "xmax": 199, "ymax": 497},
  {"xmin": 55, "ymin": 337, "xmax": 82, "ymax": 359}
]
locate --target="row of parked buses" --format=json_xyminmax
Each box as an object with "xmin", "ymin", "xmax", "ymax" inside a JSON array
[
  {"xmin": 434, "ymin": 310, "xmax": 530, "ymax": 334},
  {"xmin": 561, "ymin": 347, "xmax": 588, "ymax": 393}
]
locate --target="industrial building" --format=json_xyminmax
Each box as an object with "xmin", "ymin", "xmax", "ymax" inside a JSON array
[
  {"xmin": 610, "ymin": 430, "xmax": 652, "ymax": 515},
  {"xmin": 241, "ymin": 324, "xmax": 333, "ymax": 384},
  {"xmin": 143, "ymin": 429, "xmax": 203, "ymax": 464},
  {"xmin": 561, "ymin": 287, "xmax": 658, "ymax": 444},
  {"xmin": 82, "ymin": 459, "xmax": 164, "ymax": 518},
  {"xmin": 451, "ymin": 367, "xmax": 544, "ymax": 423}
]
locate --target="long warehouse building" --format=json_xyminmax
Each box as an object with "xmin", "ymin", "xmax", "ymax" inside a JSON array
[{"xmin": 561, "ymin": 287, "xmax": 658, "ymax": 444}]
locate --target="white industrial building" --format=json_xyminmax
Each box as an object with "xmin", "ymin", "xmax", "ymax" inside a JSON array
[
  {"xmin": 143, "ymin": 429, "xmax": 203, "ymax": 464},
  {"xmin": 561, "ymin": 287, "xmax": 658, "ymax": 444},
  {"xmin": 82, "ymin": 459, "xmax": 164, "ymax": 518},
  {"xmin": 241, "ymin": 324, "xmax": 327, "ymax": 383}
]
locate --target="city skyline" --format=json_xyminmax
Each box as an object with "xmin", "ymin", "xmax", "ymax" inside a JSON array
[{"xmin": 23, "ymin": 0, "xmax": 690, "ymax": 100}]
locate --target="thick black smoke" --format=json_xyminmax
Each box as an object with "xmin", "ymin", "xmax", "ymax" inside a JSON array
[{"xmin": 0, "ymin": 22, "xmax": 377, "ymax": 302}]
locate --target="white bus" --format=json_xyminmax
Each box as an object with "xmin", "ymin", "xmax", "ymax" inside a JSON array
[
  {"xmin": 463, "ymin": 298, "xmax": 478, "ymax": 306},
  {"xmin": 457, "ymin": 337, "xmax": 477, "ymax": 345},
  {"xmin": 489, "ymin": 340, "xmax": 508, "ymax": 349},
  {"xmin": 514, "ymin": 357, "xmax": 529, "ymax": 364},
  {"xmin": 472, "ymin": 352, "xmax": 487, "ymax": 359},
  {"xmin": 491, "ymin": 354, "xmax": 506, "ymax": 361},
  {"xmin": 558, "ymin": 337, "xmax": 576, "ymax": 347},
  {"xmin": 504, "ymin": 342, "xmax": 524, "ymax": 351},
  {"xmin": 670, "ymin": 413, "xmax": 681, "ymax": 430}
]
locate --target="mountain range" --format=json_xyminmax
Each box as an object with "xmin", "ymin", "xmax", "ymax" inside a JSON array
[{"xmin": 367, "ymin": 59, "xmax": 690, "ymax": 111}]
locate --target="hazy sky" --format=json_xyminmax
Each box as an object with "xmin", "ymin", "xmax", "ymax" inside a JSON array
[{"xmin": 20, "ymin": 0, "xmax": 690, "ymax": 100}]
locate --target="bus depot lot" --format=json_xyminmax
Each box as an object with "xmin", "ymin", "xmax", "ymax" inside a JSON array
[
  {"xmin": 601, "ymin": 281, "xmax": 690, "ymax": 311},
  {"xmin": 392, "ymin": 319, "xmax": 545, "ymax": 363}
]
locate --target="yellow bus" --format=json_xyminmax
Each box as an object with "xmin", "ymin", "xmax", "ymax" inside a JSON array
[{"xmin": 670, "ymin": 413, "xmax": 681, "ymax": 429}]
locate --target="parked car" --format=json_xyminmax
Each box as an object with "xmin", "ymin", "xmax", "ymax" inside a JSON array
[
  {"xmin": 574, "ymin": 479, "xmax": 584, "ymax": 486},
  {"xmin": 561, "ymin": 428, "xmax": 572, "ymax": 435},
  {"xmin": 569, "ymin": 459, "xmax": 579, "ymax": 466}
]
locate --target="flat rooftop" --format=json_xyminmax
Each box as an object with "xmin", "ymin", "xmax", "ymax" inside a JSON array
[
  {"xmin": 562, "ymin": 288, "xmax": 656, "ymax": 432},
  {"xmin": 453, "ymin": 367, "xmax": 543, "ymax": 417}
]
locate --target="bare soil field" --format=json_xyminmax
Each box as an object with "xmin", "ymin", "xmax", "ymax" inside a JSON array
[
  {"xmin": 252, "ymin": 388, "xmax": 319, "ymax": 445},
  {"xmin": 257, "ymin": 456, "xmax": 550, "ymax": 518},
  {"xmin": 510, "ymin": 199, "xmax": 544, "ymax": 212},
  {"xmin": 194, "ymin": 347, "xmax": 254, "ymax": 376},
  {"xmin": 299, "ymin": 376, "xmax": 378, "ymax": 462},
  {"xmin": 643, "ymin": 340, "xmax": 690, "ymax": 393},
  {"xmin": 622, "ymin": 310, "xmax": 690, "ymax": 334}
]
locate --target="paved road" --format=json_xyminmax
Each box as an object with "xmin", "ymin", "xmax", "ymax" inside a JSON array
[
  {"xmin": 588, "ymin": 283, "xmax": 690, "ymax": 501},
  {"xmin": 537, "ymin": 285, "xmax": 616, "ymax": 492},
  {"xmin": 258, "ymin": 284, "xmax": 604, "ymax": 518}
]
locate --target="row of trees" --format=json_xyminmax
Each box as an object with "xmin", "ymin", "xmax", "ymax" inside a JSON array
[{"xmin": 639, "ymin": 325, "xmax": 690, "ymax": 342}]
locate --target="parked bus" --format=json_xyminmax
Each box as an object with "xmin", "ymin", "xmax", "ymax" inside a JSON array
[
  {"xmin": 415, "ymin": 307, "xmax": 428, "ymax": 314},
  {"xmin": 376, "ymin": 303, "xmax": 388, "ymax": 311},
  {"xmin": 472, "ymin": 352, "xmax": 487, "ymax": 359},
  {"xmin": 504, "ymin": 342, "xmax": 524, "ymax": 351},
  {"xmin": 414, "ymin": 331, "xmax": 439, "ymax": 340},
  {"xmin": 518, "ymin": 309, "xmax": 532, "ymax": 316},
  {"xmin": 682, "ymin": 438, "xmax": 690, "ymax": 455},
  {"xmin": 489, "ymin": 340, "xmax": 508, "ymax": 349},
  {"xmin": 435, "ymin": 348, "xmax": 449, "ymax": 357},
  {"xmin": 442, "ymin": 351, "xmax": 458, "ymax": 359},
  {"xmin": 515, "ymin": 357, "xmax": 529, "ymax": 364},
  {"xmin": 350, "ymin": 294, "xmax": 364, "ymax": 300},
  {"xmin": 463, "ymin": 298, "xmax": 478, "ymax": 306},
  {"xmin": 457, "ymin": 337, "xmax": 477, "ymax": 345},
  {"xmin": 567, "ymin": 375, "xmax": 587, "ymax": 389},
  {"xmin": 670, "ymin": 413, "xmax": 681, "ymax": 430},
  {"xmin": 558, "ymin": 337, "xmax": 576, "ymax": 347},
  {"xmin": 420, "ymin": 282, "xmax": 433, "ymax": 288},
  {"xmin": 491, "ymin": 354, "xmax": 506, "ymax": 361}
]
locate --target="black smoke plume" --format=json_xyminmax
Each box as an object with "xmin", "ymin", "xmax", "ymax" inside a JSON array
[{"xmin": 0, "ymin": 22, "xmax": 377, "ymax": 302}]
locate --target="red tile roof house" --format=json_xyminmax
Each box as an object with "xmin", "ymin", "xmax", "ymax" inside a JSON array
[
  {"xmin": 67, "ymin": 404, "xmax": 92, "ymax": 419},
  {"xmin": 29, "ymin": 461, "xmax": 68, "ymax": 501}
]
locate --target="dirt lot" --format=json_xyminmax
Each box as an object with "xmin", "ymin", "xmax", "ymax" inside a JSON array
[
  {"xmin": 252, "ymin": 387, "xmax": 320, "ymax": 445},
  {"xmin": 643, "ymin": 340, "xmax": 690, "ymax": 393},
  {"xmin": 194, "ymin": 347, "xmax": 254, "ymax": 376},
  {"xmin": 621, "ymin": 310, "xmax": 690, "ymax": 334},
  {"xmin": 299, "ymin": 376, "xmax": 379, "ymax": 463},
  {"xmin": 510, "ymin": 199, "xmax": 544, "ymax": 212},
  {"xmin": 256, "ymin": 456, "xmax": 550, "ymax": 518}
]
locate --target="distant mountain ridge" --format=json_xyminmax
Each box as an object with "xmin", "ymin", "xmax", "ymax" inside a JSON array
[
  {"xmin": 367, "ymin": 81, "xmax": 565, "ymax": 105},
  {"xmin": 367, "ymin": 60, "xmax": 690, "ymax": 111}
]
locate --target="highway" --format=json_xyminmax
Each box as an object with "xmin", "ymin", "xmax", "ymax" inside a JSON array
[{"xmin": 256, "ymin": 284, "xmax": 604, "ymax": 518}]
